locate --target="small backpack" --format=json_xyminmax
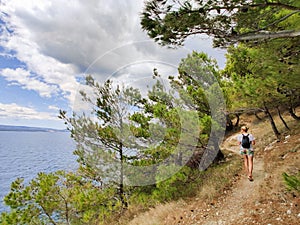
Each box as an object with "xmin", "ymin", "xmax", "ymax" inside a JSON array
[{"xmin": 241, "ymin": 134, "xmax": 251, "ymax": 148}]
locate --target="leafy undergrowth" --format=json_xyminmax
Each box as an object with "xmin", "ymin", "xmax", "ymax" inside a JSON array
[{"xmin": 116, "ymin": 110, "xmax": 300, "ymax": 225}]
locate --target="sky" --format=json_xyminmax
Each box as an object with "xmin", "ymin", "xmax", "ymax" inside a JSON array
[{"xmin": 0, "ymin": 0, "xmax": 227, "ymax": 129}]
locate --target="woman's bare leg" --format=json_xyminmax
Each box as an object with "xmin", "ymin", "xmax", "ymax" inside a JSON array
[
  {"xmin": 243, "ymin": 155, "xmax": 249, "ymax": 176},
  {"xmin": 248, "ymin": 155, "xmax": 253, "ymax": 179}
]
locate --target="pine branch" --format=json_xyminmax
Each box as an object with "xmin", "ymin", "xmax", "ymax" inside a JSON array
[{"xmin": 236, "ymin": 30, "xmax": 300, "ymax": 41}]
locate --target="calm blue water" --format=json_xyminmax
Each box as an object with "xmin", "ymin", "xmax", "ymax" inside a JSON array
[{"xmin": 0, "ymin": 131, "xmax": 77, "ymax": 213}]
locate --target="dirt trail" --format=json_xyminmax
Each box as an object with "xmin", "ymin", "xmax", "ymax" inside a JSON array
[
  {"xmin": 178, "ymin": 135, "xmax": 267, "ymax": 225},
  {"xmin": 192, "ymin": 157, "xmax": 265, "ymax": 225},
  {"xmin": 219, "ymin": 136, "xmax": 265, "ymax": 222}
]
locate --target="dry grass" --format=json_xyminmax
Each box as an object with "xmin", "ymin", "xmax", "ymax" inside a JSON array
[
  {"xmin": 258, "ymin": 120, "xmax": 300, "ymax": 200},
  {"xmin": 129, "ymin": 201, "xmax": 184, "ymax": 225},
  {"xmin": 195, "ymin": 153, "xmax": 241, "ymax": 201}
]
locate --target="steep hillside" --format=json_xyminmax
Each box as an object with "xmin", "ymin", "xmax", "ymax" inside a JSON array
[{"xmin": 127, "ymin": 110, "xmax": 300, "ymax": 225}]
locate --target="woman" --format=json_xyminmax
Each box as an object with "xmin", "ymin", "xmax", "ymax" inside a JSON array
[{"xmin": 237, "ymin": 126, "xmax": 255, "ymax": 181}]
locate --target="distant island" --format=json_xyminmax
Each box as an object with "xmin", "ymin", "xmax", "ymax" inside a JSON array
[{"xmin": 0, "ymin": 125, "xmax": 67, "ymax": 132}]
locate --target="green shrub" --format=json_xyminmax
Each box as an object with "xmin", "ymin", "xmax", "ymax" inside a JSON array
[{"xmin": 282, "ymin": 172, "xmax": 300, "ymax": 192}]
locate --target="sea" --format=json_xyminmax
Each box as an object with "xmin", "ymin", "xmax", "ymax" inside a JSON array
[{"xmin": 0, "ymin": 131, "xmax": 77, "ymax": 213}]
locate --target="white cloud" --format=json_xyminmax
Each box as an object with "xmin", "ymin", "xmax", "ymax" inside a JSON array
[
  {"xmin": 0, "ymin": 0, "xmax": 226, "ymax": 113},
  {"xmin": 48, "ymin": 105, "xmax": 60, "ymax": 111},
  {"xmin": 1, "ymin": 68, "xmax": 59, "ymax": 97},
  {"xmin": 0, "ymin": 0, "xmax": 149, "ymax": 72},
  {"xmin": 0, "ymin": 102, "xmax": 58, "ymax": 120}
]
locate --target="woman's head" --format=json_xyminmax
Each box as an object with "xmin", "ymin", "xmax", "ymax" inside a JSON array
[{"xmin": 241, "ymin": 126, "xmax": 249, "ymax": 132}]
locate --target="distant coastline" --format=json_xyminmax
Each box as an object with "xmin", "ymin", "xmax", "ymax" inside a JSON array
[{"xmin": 0, "ymin": 125, "xmax": 67, "ymax": 132}]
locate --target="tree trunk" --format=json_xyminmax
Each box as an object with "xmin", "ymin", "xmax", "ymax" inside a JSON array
[
  {"xmin": 213, "ymin": 149, "xmax": 224, "ymax": 164},
  {"xmin": 264, "ymin": 104, "xmax": 280, "ymax": 140},
  {"xmin": 254, "ymin": 112, "xmax": 262, "ymax": 120},
  {"xmin": 234, "ymin": 113, "xmax": 240, "ymax": 127},
  {"xmin": 289, "ymin": 106, "xmax": 300, "ymax": 120},
  {"xmin": 226, "ymin": 114, "xmax": 233, "ymax": 131},
  {"xmin": 277, "ymin": 107, "xmax": 290, "ymax": 130},
  {"xmin": 198, "ymin": 132, "xmax": 224, "ymax": 171},
  {"xmin": 119, "ymin": 143, "xmax": 128, "ymax": 208}
]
